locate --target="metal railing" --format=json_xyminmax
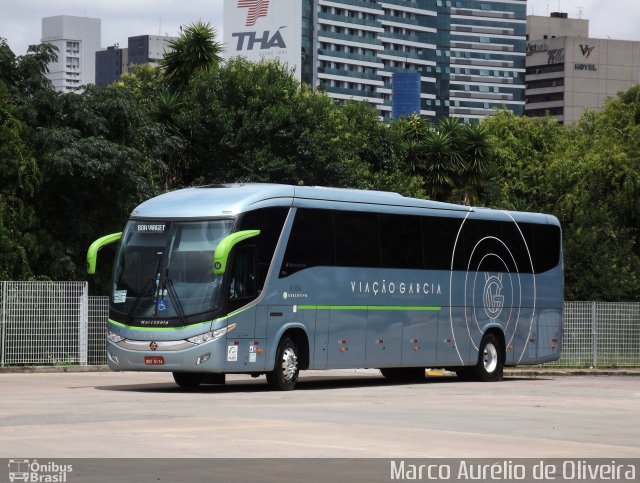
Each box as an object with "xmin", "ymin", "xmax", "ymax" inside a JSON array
[
  {"xmin": 547, "ymin": 301, "xmax": 640, "ymax": 367},
  {"xmin": 1, "ymin": 281, "xmax": 88, "ymax": 366},
  {"xmin": 1, "ymin": 281, "xmax": 639, "ymax": 367}
]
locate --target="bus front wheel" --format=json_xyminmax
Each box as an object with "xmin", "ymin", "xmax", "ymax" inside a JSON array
[
  {"xmin": 267, "ymin": 336, "xmax": 299, "ymax": 391},
  {"xmin": 471, "ymin": 333, "xmax": 504, "ymax": 382},
  {"xmin": 173, "ymin": 372, "xmax": 204, "ymax": 388}
]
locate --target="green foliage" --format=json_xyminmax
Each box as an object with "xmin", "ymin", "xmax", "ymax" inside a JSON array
[
  {"xmin": 389, "ymin": 115, "xmax": 492, "ymax": 202},
  {"xmin": 30, "ymin": 85, "xmax": 171, "ymax": 286},
  {"xmin": 178, "ymin": 58, "xmax": 368, "ymax": 186},
  {"xmin": 0, "ymin": 39, "xmax": 48, "ymax": 280},
  {"xmin": 481, "ymin": 109, "xmax": 564, "ymax": 211},
  {"xmin": 0, "ymin": 103, "xmax": 41, "ymax": 279},
  {"xmin": 483, "ymin": 95, "xmax": 640, "ymax": 301},
  {"xmin": 161, "ymin": 21, "xmax": 222, "ymax": 90}
]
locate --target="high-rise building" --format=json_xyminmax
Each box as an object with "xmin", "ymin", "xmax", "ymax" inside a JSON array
[
  {"xmin": 95, "ymin": 45, "xmax": 129, "ymax": 88},
  {"xmin": 226, "ymin": 0, "xmax": 526, "ymax": 121},
  {"xmin": 41, "ymin": 15, "xmax": 101, "ymax": 92},
  {"xmin": 127, "ymin": 35, "xmax": 176, "ymax": 67},
  {"xmin": 525, "ymin": 13, "xmax": 640, "ymax": 124},
  {"xmin": 94, "ymin": 35, "xmax": 176, "ymax": 88}
]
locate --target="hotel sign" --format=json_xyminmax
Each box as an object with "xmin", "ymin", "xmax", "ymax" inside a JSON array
[
  {"xmin": 527, "ymin": 42, "xmax": 548, "ymax": 54},
  {"xmin": 575, "ymin": 44, "xmax": 597, "ymax": 72},
  {"xmin": 224, "ymin": 0, "xmax": 302, "ymax": 81}
]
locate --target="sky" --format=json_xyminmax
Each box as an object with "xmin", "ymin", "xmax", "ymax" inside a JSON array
[{"xmin": 1, "ymin": 0, "xmax": 640, "ymax": 57}]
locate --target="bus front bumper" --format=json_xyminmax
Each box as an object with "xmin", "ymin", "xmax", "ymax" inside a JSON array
[{"xmin": 106, "ymin": 337, "xmax": 228, "ymax": 373}]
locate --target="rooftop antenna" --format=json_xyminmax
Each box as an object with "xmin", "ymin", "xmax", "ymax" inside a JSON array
[
  {"xmin": 577, "ymin": 6, "xmax": 583, "ymax": 19},
  {"xmin": 159, "ymin": 19, "xmax": 162, "ymax": 36},
  {"xmin": 546, "ymin": 3, "xmax": 549, "ymax": 16}
]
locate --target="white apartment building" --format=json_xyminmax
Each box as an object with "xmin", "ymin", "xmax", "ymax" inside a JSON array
[{"xmin": 41, "ymin": 16, "xmax": 101, "ymax": 92}]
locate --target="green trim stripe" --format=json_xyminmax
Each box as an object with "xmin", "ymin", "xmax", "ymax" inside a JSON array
[
  {"xmin": 108, "ymin": 319, "xmax": 210, "ymax": 332},
  {"xmin": 297, "ymin": 305, "xmax": 442, "ymax": 311},
  {"xmin": 108, "ymin": 305, "xmax": 254, "ymax": 332}
]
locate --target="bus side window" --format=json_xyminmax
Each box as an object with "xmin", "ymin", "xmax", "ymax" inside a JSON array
[{"xmin": 228, "ymin": 245, "xmax": 258, "ymax": 312}]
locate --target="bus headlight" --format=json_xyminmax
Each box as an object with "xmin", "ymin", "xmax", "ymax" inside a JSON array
[
  {"xmin": 187, "ymin": 323, "xmax": 236, "ymax": 345},
  {"xmin": 107, "ymin": 331, "xmax": 125, "ymax": 343}
]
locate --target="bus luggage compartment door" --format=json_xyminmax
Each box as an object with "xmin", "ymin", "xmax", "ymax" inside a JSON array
[{"xmin": 327, "ymin": 308, "xmax": 366, "ymax": 368}]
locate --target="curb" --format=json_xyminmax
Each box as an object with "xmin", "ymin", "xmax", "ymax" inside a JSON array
[
  {"xmin": 505, "ymin": 368, "xmax": 640, "ymax": 377},
  {"xmin": 0, "ymin": 365, "xmax": 111, "ymax": 374}
]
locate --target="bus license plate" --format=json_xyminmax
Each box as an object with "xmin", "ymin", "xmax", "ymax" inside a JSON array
[{"xmin": 144, "ymin": 356, "xmax": 165, "ymax": 365}]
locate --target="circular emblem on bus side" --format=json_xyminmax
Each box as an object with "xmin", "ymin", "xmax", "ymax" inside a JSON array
[
  {"xmin": 149, "ymin": 341, "xmax": 158, "ymax": 351},
  {"xmin": 483, "ymin": 273, "xmax": 504, "ymax": 320}
]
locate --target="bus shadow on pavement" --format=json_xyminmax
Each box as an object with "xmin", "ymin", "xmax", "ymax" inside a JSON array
[{"xmin": 93, "ymin": 374, "xmax": 469, "ymax": 394}]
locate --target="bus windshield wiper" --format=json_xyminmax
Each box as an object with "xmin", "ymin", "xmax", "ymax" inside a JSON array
[
  {"xmin": 127, "ymin": 251, "xmax": 163, "ymax": 320},
  {"xmin": 162, "ymin": 276, "xmax": 187, "ymax": 326}
]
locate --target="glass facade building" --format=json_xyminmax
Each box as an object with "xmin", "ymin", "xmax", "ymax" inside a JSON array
[{"xmin": 303, "ymin": 0, "xmax": 526, "ymax": 121}]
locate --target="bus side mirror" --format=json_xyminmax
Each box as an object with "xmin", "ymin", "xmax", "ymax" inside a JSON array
[
  {"xmin": 213, "ymin": 230, "xmax": 260, "ymax": 275},
  {"xmin": 87, "ymin": 232, "xmax": 122, "ymax": 275}
]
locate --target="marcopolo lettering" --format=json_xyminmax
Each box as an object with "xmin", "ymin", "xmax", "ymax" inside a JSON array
[{"xmin": 232, "ymin": 27, "xmax": 287, "ymax": 50}]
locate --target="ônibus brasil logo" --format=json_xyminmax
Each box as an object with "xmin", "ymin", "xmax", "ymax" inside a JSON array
[
  {"xmin": 8, "ymin": 459, "xmax": 73, "ymax": 482},
  {"xmin": 238, "ymin": 0, "xmax": 270, "ymax": 26}
]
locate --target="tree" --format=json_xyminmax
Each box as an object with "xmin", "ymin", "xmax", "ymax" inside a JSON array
[
  {"xmin": 175, "ymin": 58, "xmax": 370, "ymax": 187},
  {"xmin": 389, "ymin": 116, "xmax": 491, "ymax": 202},
  {"xmin": 161, "ymin": 21, "xmax": 223, "ymax": 90},
  {"xmin": 547, "ymin": 87, "xmax": 640, "ymax": 301},
  {"xmin": 0, "ymin": 39, "xmax": 52, "ymax": 279},
  {"xmin": 30, "ymin": 85, "xmax": 170, "ymax": 286},
  {"xmin": 0, "ymin": 102, "xmax": 41, "ymax": 279},
  {"xmin": 481, "ymin": 109, "xmax": 565, "ymax": 211},
  {"xmin": 483, "ymin": 93, "xmax": 640, "ymax": 301}
]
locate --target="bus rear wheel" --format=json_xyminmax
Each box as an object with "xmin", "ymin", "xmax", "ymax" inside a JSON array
[
  {"xmin": 471, "ymin": 333, "xmax": 504, "ymax": 382},
  {"xmin": 267, "ymin": 336, "xmax": 299, "ymax": 391},
  {"xmin": 173, "ymin": 372, "xmax": 204, "ymax": 388}
]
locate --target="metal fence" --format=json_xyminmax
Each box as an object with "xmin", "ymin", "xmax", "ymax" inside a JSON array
[
  {"xmin": 0, "ymin": 281, "xmax": 108, "ymax": 366},
  {"xmin": 547, "ymin": 301, "xmax": 640, "ymax": 367},
  {"xmin": 1, "ymin": 281, "xmax": 639, "ymax": 367}
]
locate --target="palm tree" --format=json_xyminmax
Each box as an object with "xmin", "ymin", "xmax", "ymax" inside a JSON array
[
  {"xmin": 460, "ymin": 121, "xmax": 491, "ymax": 204},
  {"xmin": 161, "ymin": 20, "xmax": 223, "ymax": 90},
  {"xmin": 422, "ymin": 128, "xmax": 463, "ymax": 201}
]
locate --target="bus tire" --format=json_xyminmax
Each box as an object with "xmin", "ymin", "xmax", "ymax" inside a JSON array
[
  {"xmin": 380, "ymin": 367, "xmax": 425, "ymax": 382},
  {"xmin": 471, "ymin": 333, "xmax": 503, "ymax": 382},
  {"xmin": 267, "ymin": 336, "xmax": 299, "ymax": 391},
  {"xmin": 173, "ymin": 372, "xmax": 204, "ymax": 388}
]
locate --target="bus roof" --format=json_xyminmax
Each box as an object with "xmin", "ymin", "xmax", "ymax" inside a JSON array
[
  {"xmin": 129, "ymin": 184, "xmax": 559, "ymax": 227},
  {"xmin": 130, "ymin": 183, "xmax": 473, "ymax": 219}
]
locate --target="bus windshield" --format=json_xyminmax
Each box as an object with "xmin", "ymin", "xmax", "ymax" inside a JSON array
[{"xmin": 111, "ymin": 219, "xmax": 234, "ymax": 320}]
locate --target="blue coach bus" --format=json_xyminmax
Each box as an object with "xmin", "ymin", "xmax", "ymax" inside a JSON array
[{"xmin": 87, "ymin": 184, "xmax": 563, "ymax": 390}]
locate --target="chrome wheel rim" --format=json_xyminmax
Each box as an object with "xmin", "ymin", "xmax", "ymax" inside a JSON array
[
  {"xmin": 281, "ymin": 347, "xmax": 298, "ymax": 381},
  {"xmin": 483, "ymin": 342, "xmax": 498, "ymax": 373}
]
